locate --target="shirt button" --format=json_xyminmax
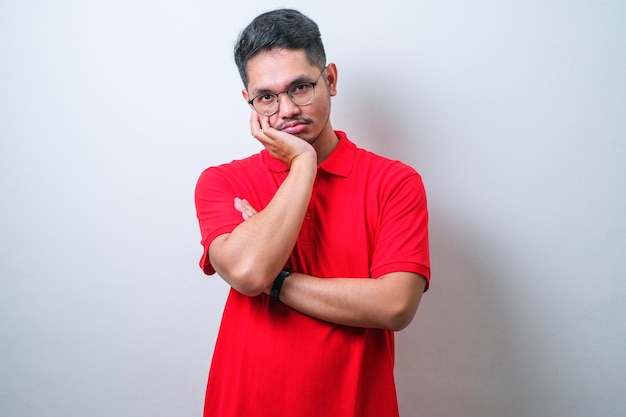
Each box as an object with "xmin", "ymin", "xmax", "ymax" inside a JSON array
[{"xmin": 305, "ymin": 212, "xmax": 311, "ymax": 220}]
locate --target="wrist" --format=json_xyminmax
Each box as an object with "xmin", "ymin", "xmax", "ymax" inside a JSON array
[
  {"xmin": 289, "ymin": 151, "xmax": 317, "ymax": 170},
  {"xmin": 270, "ymin": 269, "xmax": 291, "ymax": 301}
]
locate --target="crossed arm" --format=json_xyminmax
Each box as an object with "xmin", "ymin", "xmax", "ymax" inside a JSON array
[
  {"xmin": 277, "ymin": 271, "xmax": 425, "ymax": 331},
  {"xmin": 231, "ymin": 197, "xmax": 427, "ymax": 330},
  {"xmin": 208, "ymin": 114, "xmax": 426, "ymax": 331}
]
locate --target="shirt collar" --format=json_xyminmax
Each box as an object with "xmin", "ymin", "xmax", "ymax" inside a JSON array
[{"xmin": 262, "ymin": 130, "xmax": 356, "ymax": 178}]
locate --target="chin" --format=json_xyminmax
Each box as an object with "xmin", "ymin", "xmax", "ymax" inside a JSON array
[{"xmin": 299, "ymin": 135, "xmax": 318, "ymax": 145}]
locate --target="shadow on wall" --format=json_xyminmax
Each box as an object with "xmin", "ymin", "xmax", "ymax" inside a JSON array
[
  {"xmin": 342, "ymin": 82, "xmax": 550, "ymax": 417},
  {"xmin": 395, "ymin": 210, "xmax": 532, "ymax": 417}
]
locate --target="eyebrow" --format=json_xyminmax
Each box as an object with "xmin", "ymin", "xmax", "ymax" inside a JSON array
[{"xmin": 250, "ymin": 74, "xmax": 315, "ymax": 96}]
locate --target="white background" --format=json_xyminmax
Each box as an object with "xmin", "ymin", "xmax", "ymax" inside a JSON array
[{"xmin": 1, "ymin": 1, "xmax": 624, "ymax": 416}]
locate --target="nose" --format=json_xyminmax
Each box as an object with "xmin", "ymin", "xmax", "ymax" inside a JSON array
[{"xmin": 276, "ymin": 92, "xmax": 301, "ymax": 118}]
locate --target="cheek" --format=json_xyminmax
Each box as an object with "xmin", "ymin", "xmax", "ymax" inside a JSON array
[{"xmin": 313, "ymin": 99, "xmax": 332, "ymax": 121}]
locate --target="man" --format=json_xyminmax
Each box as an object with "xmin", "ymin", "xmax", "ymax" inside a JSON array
[{"xmin": 195, "ymin": 8, "xmax": 430, "ymax": 417}]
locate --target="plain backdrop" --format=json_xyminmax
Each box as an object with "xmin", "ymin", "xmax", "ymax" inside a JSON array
[{"xmin": 1, "ymin": 1, "xmax": 624, "ymax": 416}]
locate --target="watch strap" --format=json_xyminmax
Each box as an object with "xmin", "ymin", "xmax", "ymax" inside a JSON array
[{"xmin": 270, "ymin": 269, "xmax": 291, "ymax": 301}]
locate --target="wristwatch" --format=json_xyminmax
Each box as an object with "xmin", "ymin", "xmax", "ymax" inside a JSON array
[{"xmin": 270, "ymin": 269, "xmax": 291, "ymax": 301}]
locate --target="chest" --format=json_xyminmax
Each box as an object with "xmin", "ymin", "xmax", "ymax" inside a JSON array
[{"xmin": 290, "ymin": 173, "xmax": 382, "ymax": 277}]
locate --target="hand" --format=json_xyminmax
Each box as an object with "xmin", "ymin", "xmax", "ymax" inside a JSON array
[
  {"xmin": 234, "ymin": 197, "xmax": 258, "ymax": 220},
  {"xmin": 249, "ymin": 112, "xmax": 316, "ymax": 166}
]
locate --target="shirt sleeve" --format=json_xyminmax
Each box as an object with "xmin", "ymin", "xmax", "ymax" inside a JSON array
[
  {"xmin": 194, "ymin": 166, "xmax": 244, "ymax": 275},
  {"xmin": 370, "ymin": 165, "xmax": 430, "ymax": 290}
]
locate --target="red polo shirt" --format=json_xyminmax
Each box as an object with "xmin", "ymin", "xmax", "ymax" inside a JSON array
[{"xmin": 195, "ymin": 131, "xmax": 429, "ymax": 417}]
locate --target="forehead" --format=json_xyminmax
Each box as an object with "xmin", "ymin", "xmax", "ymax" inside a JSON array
[{"xmin": 246, "ymin": 49, "xmax": 318, "ymax": 93}]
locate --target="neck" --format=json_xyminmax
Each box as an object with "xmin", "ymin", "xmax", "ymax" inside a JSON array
[{"xmin": 313, "ymin": 123, "xmax": 339, "ymax": 164}]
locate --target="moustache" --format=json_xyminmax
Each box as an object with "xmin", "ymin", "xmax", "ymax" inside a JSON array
[{"xmin": 276, "ymin": 117, "xmax": 312, "ymax": 131}]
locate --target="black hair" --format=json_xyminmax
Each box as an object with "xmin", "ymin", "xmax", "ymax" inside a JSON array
[{"xmin": 234, "ymin": 9, "xmax": 327, "ymax": 87}]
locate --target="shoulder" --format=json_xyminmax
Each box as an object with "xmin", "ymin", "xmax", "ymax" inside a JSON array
[
  {"xmin": 200, "ymin": 152, "xmax": 264, "ymax": 176},
  {"xmin": 335, "ymin": 130, "xmax": 421, "ymax": 181},
  {"xmin": 355, "ymin": 146, "xmax": 423, "ymax": 186},
  {"xmin": 196, "ymin": 152, "xmax": 265, "ymax": 186}
]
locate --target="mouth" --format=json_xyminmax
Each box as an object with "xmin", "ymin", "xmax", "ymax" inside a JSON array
[{"xmin": 277, "ymin": 119, "xmax": 309, "ymax": 134}]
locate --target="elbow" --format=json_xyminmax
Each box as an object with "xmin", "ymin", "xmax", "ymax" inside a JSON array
[
  {"xmin": 386, "ymin": 311, "xmax": 415, "ymax": 331},
  {"xmin": 233, "ymin": 282, "xmax": 267, "ymax": 297},
  {"xmin": 220, "ymin": 263, "xmax": 275, "ymax": 297},
  {"xmin": 226, "ymin": 267, "xmax": 271, "ymax": 297},
  {"xmin": 210, "ymin": 245, "xmax": 274, "ymax": 296},
  {"xmin": 377, "ymin": 273, "xmax": 426, "ymax": 331},
  {"xmin": 384, "ymin": 300, "xmax": 419, "ymax": 331}
]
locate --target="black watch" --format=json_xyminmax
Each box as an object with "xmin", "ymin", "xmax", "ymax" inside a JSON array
[{"xmin": 270, "ymin": 269, "xmax": 291, "ymax": 301}]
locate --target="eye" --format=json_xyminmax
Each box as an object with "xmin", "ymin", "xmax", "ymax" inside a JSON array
[
  {"xmin": 256, "ymin": 93, "xmax": 275, "ymax": 103},
  {"xmin": 291, "ymin": 83, "xmax": 311, "ymax": 95}
]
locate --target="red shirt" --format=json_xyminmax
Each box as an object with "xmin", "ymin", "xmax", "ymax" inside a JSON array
[{"xmin": 195, "ymin": 131, "xmax": 430, "ymax": 417}]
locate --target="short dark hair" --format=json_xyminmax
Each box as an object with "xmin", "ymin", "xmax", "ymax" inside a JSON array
[{"xmin": 234, "ymin": 9, "xmax": 327, "ymax": 87}]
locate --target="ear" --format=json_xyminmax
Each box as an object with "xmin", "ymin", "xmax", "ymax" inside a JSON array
[
  {"xmin": 242, "ymin": 88, "xmax": 250, "ymax": 102},
  {"xmin": 325, "ymin": 63, "xmax": 338, "ymax": 97}
]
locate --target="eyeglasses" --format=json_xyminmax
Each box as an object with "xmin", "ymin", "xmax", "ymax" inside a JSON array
[{"xmin": 247, "ymin": 68, "xmax": 326, "ymax": 116}]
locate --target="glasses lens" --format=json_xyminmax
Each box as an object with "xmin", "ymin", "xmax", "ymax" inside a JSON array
[
  {"xmin": 288, "ymin": 84, "xmax": 315, "ymax": 106},
  {"xmin": 253, "ymin": 94, "xmax": 278, "ymax": 115}
]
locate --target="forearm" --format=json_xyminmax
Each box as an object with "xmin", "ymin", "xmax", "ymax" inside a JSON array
[
  {"xmin": 277, "ymin": 272, "xmax": 427, "ymax": 331},
  {"xmin": 209, "ymin": 156, "xmax": 317, "ymax": 295}
]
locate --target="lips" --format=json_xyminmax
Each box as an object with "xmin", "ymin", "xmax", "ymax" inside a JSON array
[{"xmin": 278, "ymin": 120, "xmax": 308, "ymax": 134}]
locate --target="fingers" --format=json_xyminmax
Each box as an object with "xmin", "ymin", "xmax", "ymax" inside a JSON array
[
  {"xmin": 234, "ymin": 197, "xmax": 258, "ymax": 221},
  {"xmin": 249, "ymin": 111, "xmax": 283, "ymax": 142},
  {"xmin": 248, "ymin": 112, "xmax": 286, "ymax": 156},
  {"xmin": 259, "ymin": 113, "xmax": 271, "ymax": 131},
  {"xmin": 249, "ymin": 112, "xmax": 264, "ymax": 140},
  {"xmin": 248, "ymin": 111, "xmax": 316, "ymax": 166}
]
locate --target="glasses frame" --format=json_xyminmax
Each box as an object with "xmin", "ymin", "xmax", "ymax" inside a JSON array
[{"xmin": 247, "ymin": 67, "xmax": 327, "ymax": 116}]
